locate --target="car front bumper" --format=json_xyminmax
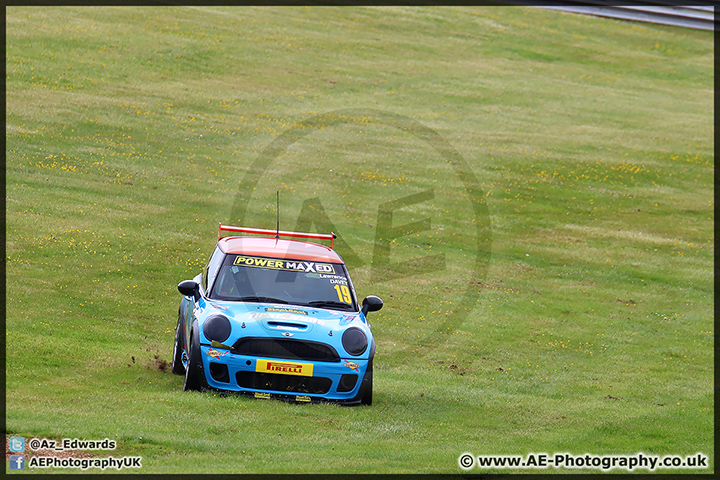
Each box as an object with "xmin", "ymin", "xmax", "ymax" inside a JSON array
[{"xmin": 199, "ymin": 345, "xmax": 370, "ymax": 404}]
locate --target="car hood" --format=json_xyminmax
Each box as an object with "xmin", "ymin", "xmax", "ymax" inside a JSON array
[{"xmin": 198, "ymin": 298, "xmax": 366, "ymax": 337}]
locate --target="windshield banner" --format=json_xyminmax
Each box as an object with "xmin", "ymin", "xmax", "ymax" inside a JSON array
[{"xmin": 233, "ymin": 255, "xmax": 336, "ymax": 274}]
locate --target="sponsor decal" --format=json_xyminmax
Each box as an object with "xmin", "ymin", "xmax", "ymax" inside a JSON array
[
  {"xmin": 339, "ymin": 315, "xmax": 356, "ymax": 326},
  {"xmin": 305, "ymin": 317, "xmax": 326, "ymax": 326},
  {"xmin": 249, "ymin": 312, "xmax": 305, "ymax": 321},
  {"xmin": 206, "ymin": 348, "xmax": 228, "ymax": 359},
  {"xmin": 256, "ymin": 359, "xmax": 313, "ymax": 377},
  {"xmin": 344, "ymin": 360, "xmax": 360, "ymax": 372},
  {"xmin": 249, "ymin": 312, "xmax": 326, "ymax": 326},
  {"xmin": 195, "ymin": 297, "xmax": 207, "ymax": 315},
  {"xmin": 295, "ymin": 395, "xmax": 312, "ymax": 403},
  {"xmin": 328, "ymin": 277, "xmax": 348, "ymax": 284},
  {"xmin": 254, "ymin": 392, "xmax": 271, "ymax": 399},
  {"xmin": 265, "ymin": 307, "xmax": 308, "ymax": 316},
  {"xmin": 234, "ymin": 255, "xmax": 335, "ymax": 274}
]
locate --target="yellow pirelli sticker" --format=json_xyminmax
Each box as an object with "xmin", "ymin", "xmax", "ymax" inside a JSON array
[{"xmin": 256, "ymin": 359, "xmax": 314, "ymax": 377}]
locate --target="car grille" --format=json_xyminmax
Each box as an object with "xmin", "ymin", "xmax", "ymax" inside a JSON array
[
  {"xmin": 232, "ymin": 337, "xmax": 340, "ymax": 362},
  {"xmin": 236, "ymin": 371, "xmax": 332, "ymax": 394}
]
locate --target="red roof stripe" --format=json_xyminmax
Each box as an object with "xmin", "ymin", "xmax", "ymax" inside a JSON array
[{"xmin": 218, "ymin": 236, "xmax": 344, "ymax": 263}]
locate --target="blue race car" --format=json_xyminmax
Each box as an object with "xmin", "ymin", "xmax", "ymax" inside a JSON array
[{"xmin": 172, "ymin": 224, "xmax": 383, "ymax": 405}]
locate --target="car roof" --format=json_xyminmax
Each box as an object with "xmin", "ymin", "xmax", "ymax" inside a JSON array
[{"xmin": 218, "ymin": 236, "xmax": 345, "ymax": 263}]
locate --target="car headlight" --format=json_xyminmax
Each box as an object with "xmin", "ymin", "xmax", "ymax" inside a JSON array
[
  {"xmin": 202, "ymin": 315, "xmax": 231, "ymax": 343},
  {"xmin": 342, "ymin": 327, "xmax": 367, "ymax": 356}
]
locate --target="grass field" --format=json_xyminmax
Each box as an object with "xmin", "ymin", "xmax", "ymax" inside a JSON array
[{"xmin": 5, "ymin": 6, "xmax": 714, "ymax": 474}]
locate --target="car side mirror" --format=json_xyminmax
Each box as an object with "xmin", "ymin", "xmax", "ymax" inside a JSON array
[
  {"xmin": 361, "ymin": 295, "xmax": 383, "ymax": 316},
  {"xmin": 178, "ymin": 280, "xmax": 200, "ymax": 301}
]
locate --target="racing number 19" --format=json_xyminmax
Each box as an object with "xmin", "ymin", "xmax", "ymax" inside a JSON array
[{"xmin": 334, "ymin": 284, "xmax": 351, "ymax": 304}]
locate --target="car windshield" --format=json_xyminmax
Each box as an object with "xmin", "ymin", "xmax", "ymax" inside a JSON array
[{"xmin": 209, "ymin": 253, "xmax": 357, "ymax": 311}]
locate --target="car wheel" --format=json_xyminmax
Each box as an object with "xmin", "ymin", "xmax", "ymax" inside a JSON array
[
  {"xmin": 360, "ymin": 359, "xmax": 373, "ymax": 406},
  {"xmin": 183, "ymin": 322, "xmax": 206, "ymax": 391},
  {"xmin": 171, "ymin": 314, "xmax": 186, "ymax": 375}
]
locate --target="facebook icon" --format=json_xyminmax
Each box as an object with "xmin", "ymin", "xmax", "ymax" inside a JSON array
[{"xmin": 9, "ymin": 455, "xmax": 25, "ymax": 470}]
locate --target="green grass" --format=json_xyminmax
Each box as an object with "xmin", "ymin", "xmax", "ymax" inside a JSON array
[{"xmin": 5, "ymin": 6, "xmax": 713, "ymax": 474}]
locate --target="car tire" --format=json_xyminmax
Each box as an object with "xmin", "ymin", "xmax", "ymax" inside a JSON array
[
  {"xmin": 183, "ymin": 322, "xmax": 206, "ymax": 391},
  {"xmin": 360, "ymin": 359, "xmax": 373, "ymax": 406},
  {"xmin": 171, "ymin": 313, "xmax": 186, "ymax": 375}
]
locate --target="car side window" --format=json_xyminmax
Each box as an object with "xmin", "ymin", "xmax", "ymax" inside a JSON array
[{"xmin": 202, "ymin": 246, "xmax": 225, "ymax": 295}]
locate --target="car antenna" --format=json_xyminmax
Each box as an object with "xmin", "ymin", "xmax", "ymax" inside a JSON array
[{"xmin": 275, "ymin": 190, "xmax": 280, "ymax": 241}]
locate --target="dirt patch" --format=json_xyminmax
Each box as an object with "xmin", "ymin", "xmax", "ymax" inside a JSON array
[
  {"xmin": 316, "ymin": 419, "xmax": 341, "ymax": 430},
  {"xmin": 147, "ymin": 354, "xmax": 170, "ymax": 372},
  {"xmin": 435, "ymin": 360, "xmax": 468, "ymax": 376},
  {"xmin": 615, "ymin": 298, "xmax": 636, "ymax": 305},
  {"xmin": 470, "ymin": 280, "xmax": 519, "ymax": 294}
]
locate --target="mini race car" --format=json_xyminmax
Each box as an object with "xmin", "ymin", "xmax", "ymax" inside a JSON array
[{"xmin": 172, "ymin": 224, "xmax": 383, "ymax": 405}]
